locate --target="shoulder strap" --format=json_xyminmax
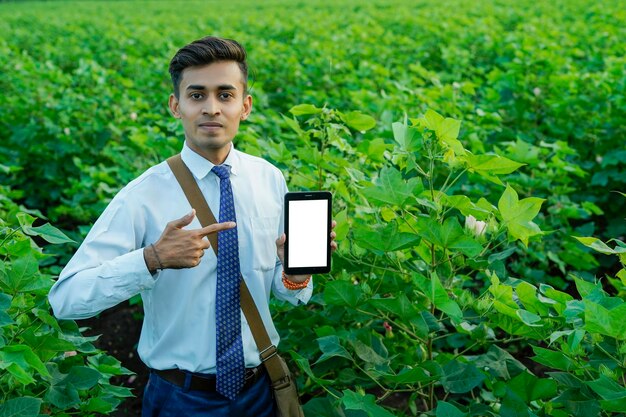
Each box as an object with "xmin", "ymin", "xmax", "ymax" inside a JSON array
[
  {"xmin": 167, "ymin": 154, "xmax": 219, "ymax": 253},
  {"xmin": 166, "ymin": 154, "xmax": 288, "ymax": 385}
]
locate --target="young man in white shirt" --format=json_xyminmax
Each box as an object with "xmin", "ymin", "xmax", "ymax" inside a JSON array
[{"xmin": 49, "ymin": 36, "xmax": 336, "ymax": 417}]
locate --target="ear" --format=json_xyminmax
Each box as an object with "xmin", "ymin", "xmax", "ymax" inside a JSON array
[
  {"xmin": 168, "ymin": 93, "xmax": 181, "ymax": 118},
  {"xmin": 240, "ymin": 94, "xmax": 253, "ymax": 121}
]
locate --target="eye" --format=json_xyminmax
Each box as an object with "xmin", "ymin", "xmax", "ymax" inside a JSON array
[
  {"xmin": 190, "ymin": 92, "xmax": 204, "ymax": 100},
  {"xmin": 218, "ymin": 92, "xmax": 234, "ymax": 101}
]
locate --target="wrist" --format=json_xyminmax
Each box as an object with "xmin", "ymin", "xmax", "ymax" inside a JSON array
[
  {"xmin": 282, "ymin": 270, "xmax": 311, "ymax": 290},
  {"xmin": 143, "ymin": 244, "xmax": 164, "ymax": 274}
]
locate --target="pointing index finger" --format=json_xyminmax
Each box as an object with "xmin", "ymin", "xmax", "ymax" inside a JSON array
[{"xmin": 198, "ymin": 221, "xmax": 236, "ymax": 237}]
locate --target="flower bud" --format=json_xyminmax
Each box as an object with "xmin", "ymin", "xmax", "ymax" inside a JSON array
[{"xmin": 465, "ymin": 215, "xmax": 487, "ymax": 237}]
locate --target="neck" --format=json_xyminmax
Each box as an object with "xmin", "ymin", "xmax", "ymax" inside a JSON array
[{"xmin": 186, "ymin": 141, "xmax": 232, "ymax": 165}]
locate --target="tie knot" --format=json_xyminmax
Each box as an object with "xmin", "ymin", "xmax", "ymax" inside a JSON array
[{"xmin": 212, "ymin": 165, "xmax": 230, "ymax": 180}]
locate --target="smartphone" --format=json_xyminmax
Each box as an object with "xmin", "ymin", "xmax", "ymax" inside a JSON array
[{"xmin": 284, "ymin": 191, "xmax": 332, "ymax": 275}]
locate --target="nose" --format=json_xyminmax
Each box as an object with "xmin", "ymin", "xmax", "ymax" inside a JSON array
[{"xmin": 202, "ymin": 96, "xmax": 221, "ymax": 116}]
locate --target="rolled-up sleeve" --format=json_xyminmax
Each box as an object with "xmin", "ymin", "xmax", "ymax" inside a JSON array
[{"xmin": 48, "ymin": 191, "xmax": 154, "ymax": 320}]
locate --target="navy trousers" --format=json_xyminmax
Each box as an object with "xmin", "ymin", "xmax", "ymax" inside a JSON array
[{"xmin": 142, "ymin": 370, "xmax": 277, "ymax": 417}]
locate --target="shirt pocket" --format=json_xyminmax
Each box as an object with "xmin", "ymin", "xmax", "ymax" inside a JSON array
[{"xmin": 250, "ymin": 216, "xmax": 280, "ymax": 271}]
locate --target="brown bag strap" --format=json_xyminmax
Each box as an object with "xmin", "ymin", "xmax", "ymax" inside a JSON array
[
  {"xmin": 167, "ymin": 154, "xmax": 219, "ymax": 253},
  {"xmin": 166, "ymin": 154, "xmax": 289, "ymax": 386}
]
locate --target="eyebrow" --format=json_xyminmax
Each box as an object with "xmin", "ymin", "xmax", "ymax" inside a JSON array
[{"xmin": 186, "ymin": 84, "xmax": 238, "ymax": 91}]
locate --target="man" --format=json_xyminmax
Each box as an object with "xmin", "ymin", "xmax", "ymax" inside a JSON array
[{"xmin": 49, "ymin": 36, "xmax": 337, "ymax": 416}]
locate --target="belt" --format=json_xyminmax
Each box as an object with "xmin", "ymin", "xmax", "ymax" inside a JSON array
[{"xmin": 154, "ymin": 365, "xmax": 266, "ymax": 392}]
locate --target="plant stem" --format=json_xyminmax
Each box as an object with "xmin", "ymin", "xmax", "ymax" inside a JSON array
[{"xmin": 440, "ymin": 168, "xmax": 468, "ymax": 195}]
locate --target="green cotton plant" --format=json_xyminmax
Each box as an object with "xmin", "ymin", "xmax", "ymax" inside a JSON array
[
  {"xmin": 0, "ymin": 185, "xmax": 133, "ymax": 417},
  {"xmin": 477, "ymin": 213, "xmax": 626, "ymax": 417},
  {"xmin": 273, "ymin": 107, "xmax": 552, "ymax": 416}
]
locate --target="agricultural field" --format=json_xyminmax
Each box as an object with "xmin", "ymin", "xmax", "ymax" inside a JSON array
[{"xmin": 1, "ymin": 0, "xmax": 625, "ymax": 416}]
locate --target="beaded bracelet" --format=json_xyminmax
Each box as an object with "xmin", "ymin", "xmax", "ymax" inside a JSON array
[{"xmin": 282, "ymin": 270, "xmax": 311, "ymax": 290}]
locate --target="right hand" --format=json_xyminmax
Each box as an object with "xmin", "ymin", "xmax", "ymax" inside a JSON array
[{"xmin": 145, "ymin": 209, "xmax": 235, "ymax": 270}]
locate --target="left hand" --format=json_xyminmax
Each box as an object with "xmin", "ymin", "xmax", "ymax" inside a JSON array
[{"xmin": 275, "ymin": 220, "xmax": 338, "ymax": 283}]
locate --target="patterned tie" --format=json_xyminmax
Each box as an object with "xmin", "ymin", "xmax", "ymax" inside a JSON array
[{"xmin": 212, "ymin": 165, "xmax": 245, "ymax": 400}]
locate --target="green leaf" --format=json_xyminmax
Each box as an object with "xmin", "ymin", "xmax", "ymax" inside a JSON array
[
  {"xmin": 553, "ymin": 388, "xmax": 601, "ymax": 417},
  {"xmin": 0, "ymin": 292, "xmax": 10, "ymax": 310},
  {"xmin": 515, "ymin": 309, "xmax": 542, "ymax": 327},
  {"xmin": 466, "ymin": 154, "xmax": 525, "ymax": 175},
  {"xmin": 281, "ymin": 117, "xmax": 303, "ymax": 137},
  {"xmin": 2, "ymin": 254, "xmax": 38, "ymax": 293},
  {"xmin": 342, "ymin": 389, "xmax": 396, "ymax": 417},
  {"xmin": 369, "ymin": 294, "xmax": 419, "ymax": 319},
  {"xmin": 0, "ymin": 292, "xmax": 13, "ymax": 327},
  {"xmin": 82, "ymin": 397, "xmax": 116, "ymax": 414},
  {"xmin": 441, "ymin": 360, "xmax": 485, "ymax": 393},
  {"xmin": 488, "ymin": 247, "xmax": 516, "ymax": 263},
  {"xmin": 515, "ymin": 281, "xmax": 549, "ymax": 315},
  {"xmin": 4, "ymin": 363, "xmax": 35, "ymax": 385},
  {"xmin": 302, "ymin": 397, "xmax": 343, "ymax": 417},
  {"xmin": 584, "ymin": 300, "xmax": 626, "ymax": 340},
  {"xmin": 498, "ymin": 185, "xmax": 544, "ymax": 246},
  {"xmin": 21, "ymin": 332, "xmax": 76, "ymax": 356},
  {"xmin": 343, "ymin": 111, "xmax": 376, "ymax": 131},
  {"xmin": 421, "ymin": 110, "xmax": 465, "ymax": 156},
  {"xmin": 46, "ymin": 383, "xmax": 80, "ymax": 409},
  {"xmin": 24, "ymin": 223, "xmax": 75, "ymax": 244},
  {"xmin": 586, "ymin": 375, "xmax": 626, "ymax": 400},
  {"xmin": 361, "ymin": 166, "xmax": 423, "ymax": 206},
  {"xmin": 438, "ymin": 118, "xmax": 461, "ymax": 143},
  {"xmin": 547, "ymin": 372, "xmax": 584, "ymax": 389},
  {"xmin": 324, "ymin": 280, "xmax": 363, "ymax": 308},
  {"xmin": 573, "ymin": 236, "xmax": 621, "ymax": 255},
  {"xmin": 353, "ymin": 222, "xmax": 420, "ymax": 253},
  {"xmin": 353, "ymin": 340, "xmax": 387, "ymax": 365},
  {"xmin": 0, "ymin": 310, "xmax": 13, "ymax": 327},
  {"xmin": 315, "ymin": 335, "xmax": 353, "ymax": 364},
  {"xmin": 16, "ymin": 212, "xmax": 35, "ymax": 230},
  {"xmin": 0, "ymin": 344, "xmax": 50, "ymax": 378},
  {"xmin": 600, "ymin": 397, "xmax": 626, "ymax": 413},
  {"xmin": 436, "ymin": 401, "xmax": 466, "ymax": 417},
  {"xmin": 413, "ymin": 272, "xmax": 462, "ymax": 323},
  {"xmin": 289, "ymin": 104, "xmax": 322, "ymax": 116},
  {"xmin": 392, "ymin": 119, "xmax": 421, "ymax": 152},
  {"xmin": 474, "ymin": 345, "xmax": 527, "ymax": 380},
  {"xmin": 422, "ymin": 109, "xmax": 444, "ymax": 131},
  {"xmin": 65, "ymin": 366, "xmax": 101, "ymax": 390},
  {"xmin": 0, "ymin": 397, "xmax": 42, "ymax": 417},
  {"xmin": 531, "ymin": 346, "xmax": 575, "ymax": 371},
  {"xmin": 334, "ymin": 209, "xmax": 349, "ymax": 241},
  {"xmin": 507, "ymin": 371, "xmax": 557, "ymax": 402},
  {"xmin": 417, "ymin": 217, "xmax": 482, "ymax": 257},
  {"xmin": 443, "ymin": 195, "xmax": 491, "ymax": 220},
  {"xmin": 289, "ymin": 351, "xmax": 332, "ymax": 386}
]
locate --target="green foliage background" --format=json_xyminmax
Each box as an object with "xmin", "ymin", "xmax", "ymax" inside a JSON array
[{"xmin": 0, "ymin": 0, "xmax": 625, "ymax": 416}]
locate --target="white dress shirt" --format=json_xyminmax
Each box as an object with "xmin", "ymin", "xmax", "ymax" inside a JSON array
[{"xmin": 48, "ymin": 143, "xmax": 312, "ymax": 373}]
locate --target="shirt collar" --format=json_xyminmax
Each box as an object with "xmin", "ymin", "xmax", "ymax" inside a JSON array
[{"xmin": 180, "ymin": 142, "xmax": 240, "ymax": 180}]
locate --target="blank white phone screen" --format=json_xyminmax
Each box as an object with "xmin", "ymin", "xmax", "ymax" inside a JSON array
[{"xmin": 288, "ymin": 199, "xmax": 328, "ymax": 268}]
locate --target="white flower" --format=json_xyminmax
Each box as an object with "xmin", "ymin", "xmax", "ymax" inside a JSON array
[
  {"xmin": 533, "ymin": 87, "xmax": 541, "ymax": 96},
  {"xmin": 465, "ymin": 215, "xmax": 487, "ymax": 237},
  {"xmin": 130, "ymin": 112, "xmax": 138, "ymax": 121}
]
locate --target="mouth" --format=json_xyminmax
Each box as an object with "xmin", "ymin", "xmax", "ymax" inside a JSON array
[
  {"xmin": 198, "ymin": 121, "xmax": 223, "ymax": 134},
  {"xmin": 198, "ymin": 122, "xmax": 223, "ymax": 128}
]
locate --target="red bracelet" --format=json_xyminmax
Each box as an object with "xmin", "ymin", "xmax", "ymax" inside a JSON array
[{"xmin": 282, "ymin": 270, "xmax": 311, "ymax": 290}]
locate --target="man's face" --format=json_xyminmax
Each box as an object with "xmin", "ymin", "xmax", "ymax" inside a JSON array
[{"xmin": 169, "ymin": 61, "xmax": 252, "ymax": 163}]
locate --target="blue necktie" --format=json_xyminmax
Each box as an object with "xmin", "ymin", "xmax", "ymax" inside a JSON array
[{"xmin": 212, "ymin": 165, "xmax": 245, "ymax": 400}]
